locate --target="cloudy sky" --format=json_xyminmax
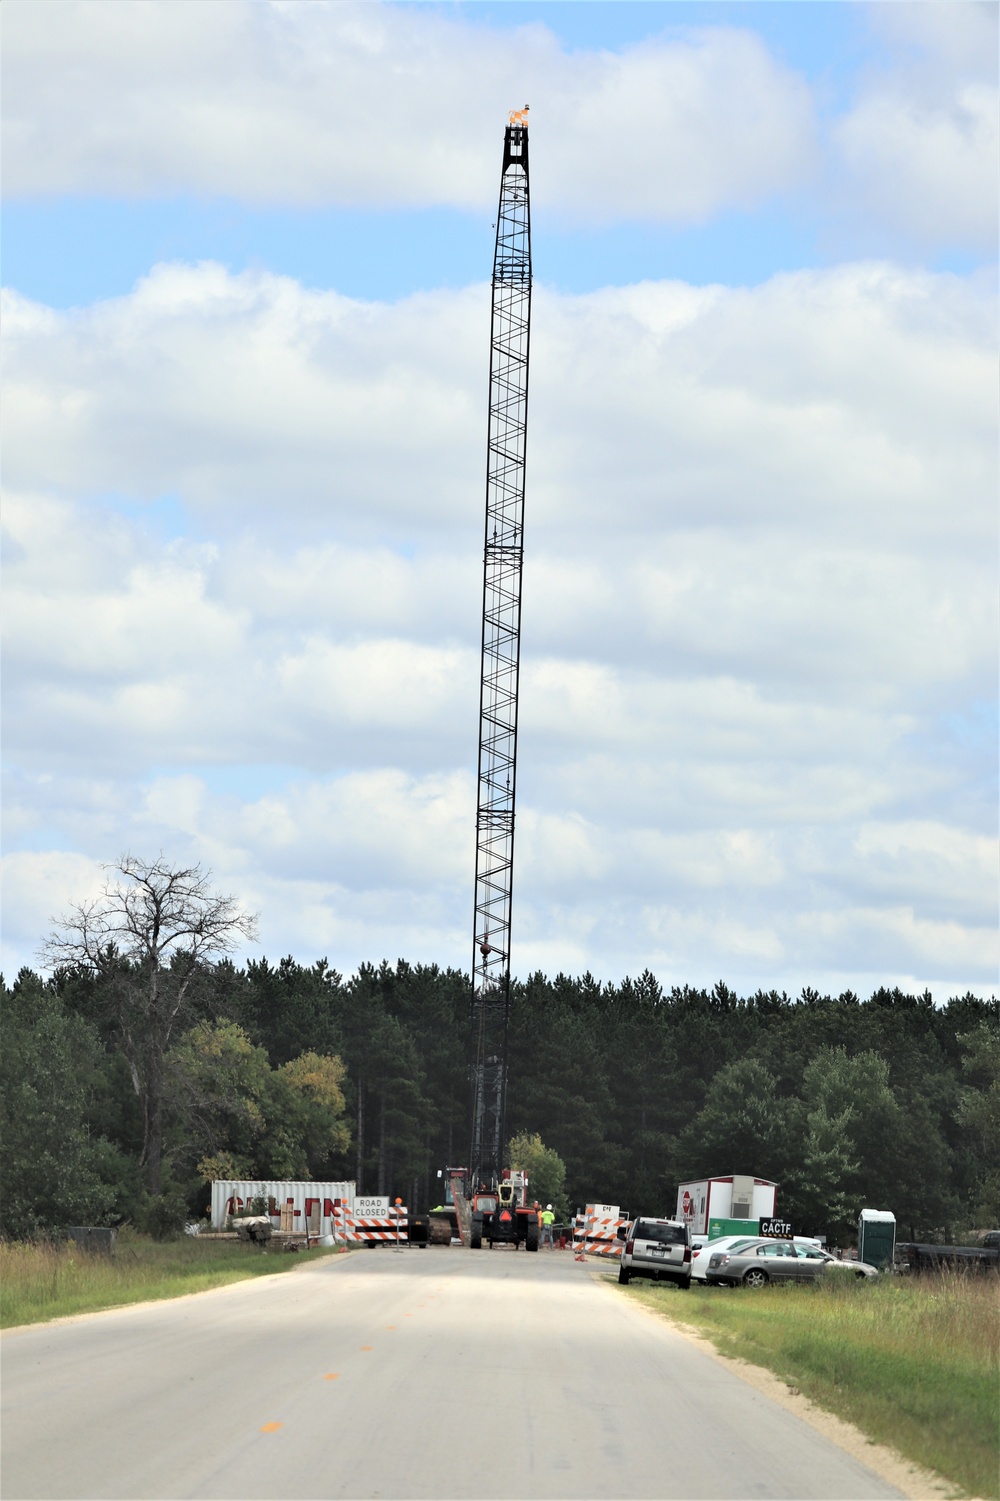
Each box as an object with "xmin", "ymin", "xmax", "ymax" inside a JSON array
[{"xmin": 2, "ymin": 0, "xmax": 997, "ymax": 1000}]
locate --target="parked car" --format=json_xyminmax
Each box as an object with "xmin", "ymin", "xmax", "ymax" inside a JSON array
[
  {"xmin": 706, "ymin": 1239, "xmax": 879, "ymax": 1287},
  {"xmin": 616, "ymin": 1217, "xmax": 691, "ymax": 1288},
  {"xmin": 690, "ymin": 1235, "xmax": 760, "ymax": 1281},
  {"xmin": 692, "ymin": 1234, "xmax": 823, "ymax": 1281},
  {"xmin": 816, "ymin": 1248, "xmax": 879, "ymax": 1277}
]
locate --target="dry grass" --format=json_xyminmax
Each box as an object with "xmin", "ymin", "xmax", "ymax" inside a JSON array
[
  {"xmin": 0, "ymin": 1233, "xmax": 338, "ymax": 1329},
  {"xmin": 628, "ymin": 1269, "xmax": 999, "ymax": 1499}
]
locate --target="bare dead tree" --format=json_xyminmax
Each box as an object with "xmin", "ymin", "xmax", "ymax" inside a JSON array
[{"xmin": 40, "ymin": 854, "xmax": 258, "ymax": 1195}]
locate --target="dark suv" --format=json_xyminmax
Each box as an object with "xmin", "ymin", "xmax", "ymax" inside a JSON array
[{"xmin": 617, "ymin": 1217, "xmax": 691, "ymax": 1288}]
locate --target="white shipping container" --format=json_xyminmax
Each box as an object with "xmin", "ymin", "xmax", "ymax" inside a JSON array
[
  {"xmin": 675, "ymin": 1176, "xmax": 778, "ymax": 1236},
  {"xmin": 211, "ymin": 1180, "xmax": 355, "ymax": 1232}
]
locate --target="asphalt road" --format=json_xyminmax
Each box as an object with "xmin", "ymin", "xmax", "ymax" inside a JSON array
[{"xmin": 2, "ymin": 1247, "xmax": 905, "ymax": 1500}]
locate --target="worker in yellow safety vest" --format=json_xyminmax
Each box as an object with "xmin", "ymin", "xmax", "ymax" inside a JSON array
[{"xmin": 541, "ymin": 1204, "xmax": 556, "ymax": 1247}]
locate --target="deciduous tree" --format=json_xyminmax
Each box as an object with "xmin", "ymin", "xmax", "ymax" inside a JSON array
[
  {"xmin": 508, "ymin": 1130, "xmax": 569, "ymax": 1218},
  {"xmin": 41, "ymin": 855, "xmax": 257, "ymax": 1195}
]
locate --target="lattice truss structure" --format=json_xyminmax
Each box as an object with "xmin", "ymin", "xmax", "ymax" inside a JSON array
[{"xmin": 470, "ymin": 121, "xmax": 532, "ymax": 1189}]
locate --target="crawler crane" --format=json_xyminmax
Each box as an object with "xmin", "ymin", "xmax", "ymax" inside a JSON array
[{"xmin": 456, "ymin": 108, "xmax": 536, "ymax": 1252}]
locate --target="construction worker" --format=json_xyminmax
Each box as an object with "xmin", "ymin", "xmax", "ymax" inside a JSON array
[{"xmin": 541, "ymin": 1203, "xmax": 556, "ymax": 1247}]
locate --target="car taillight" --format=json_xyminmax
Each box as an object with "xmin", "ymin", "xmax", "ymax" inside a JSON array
[
  {"xmin": 692, "ymin": 1249, "xmax": 701, "ymax": 1259},
  {"xmin": 626, "ymin": 1240, "xmax": 635, "ymax": 1255},
  {"xmin": 683, "ymin": 1246, "xmax": 691, "ymax": 1262}
]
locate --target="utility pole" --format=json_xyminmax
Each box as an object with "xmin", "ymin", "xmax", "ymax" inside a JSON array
[{"xmin": 469, "ymin": 109, "xmax": 532, "ymax": 1191}]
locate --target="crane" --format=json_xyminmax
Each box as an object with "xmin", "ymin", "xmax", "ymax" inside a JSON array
[{"xmin": 469, "ymin": 110, "xmax": 532, "ymax": 1201}]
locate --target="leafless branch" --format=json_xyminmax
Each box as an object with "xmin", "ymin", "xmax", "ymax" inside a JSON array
[{"xmin": 39, "ymin": 853, "xmax": 258, "ymax": 975}]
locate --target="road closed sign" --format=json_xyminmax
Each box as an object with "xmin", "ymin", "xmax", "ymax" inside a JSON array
[{"xmin": 355, "ymin": 1197, "xmax": 390, "ymax": 1216}]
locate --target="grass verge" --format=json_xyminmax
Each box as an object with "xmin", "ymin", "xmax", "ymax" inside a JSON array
[
  {"xmin": 625, "ymin": 1271, "xmax": 999, "ymax": 1500},
  {"xmin": 0, "ymin": 1234, "xmax": 342, "ymax": 1329}
]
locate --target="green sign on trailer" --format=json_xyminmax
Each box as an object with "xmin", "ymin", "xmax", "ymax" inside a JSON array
[
  {"xmin": 708, "ymin": 1217, "xmax": 760, "ymax": 1239},
  {"xmin": 858, "ymin": 1208, "xmax": 896, "ymax": 1268}
]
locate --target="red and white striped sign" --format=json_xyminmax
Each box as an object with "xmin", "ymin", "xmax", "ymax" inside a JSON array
[
  {"xmin": 342, "ymin": 1205, "xmax": 409, "ymax": 1244},
  {"xmin": 578, "ymin": 1204, "xmax": 629, "ymax": 1260}
]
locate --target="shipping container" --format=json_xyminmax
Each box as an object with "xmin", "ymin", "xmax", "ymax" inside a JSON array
[
  {"xmin": 675, "ymin": 1175, "xmax": 778, "ymax": 1236},
  {"xmin": 211, "ymin": 1180, "xmax": 355, "ymax": 1233}
]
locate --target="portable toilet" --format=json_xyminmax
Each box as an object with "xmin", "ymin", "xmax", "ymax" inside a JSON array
[{"xmin": 858, "ymin": 1209, "xmax": 895, "ymax": 1268}]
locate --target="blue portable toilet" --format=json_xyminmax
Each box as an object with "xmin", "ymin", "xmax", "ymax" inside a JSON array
[{"xmin": 858, "ymin": 1209, "xmax": 895, "ymax": 1269}]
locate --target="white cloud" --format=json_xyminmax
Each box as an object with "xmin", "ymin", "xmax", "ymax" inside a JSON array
[
  {"xmin": 2, "ymin": 0, "xmax": 814, "ymax": 221},
  {"xmin": 833, "ymin": 3, "xmax": 998, "ymax": 250},
  {"xmin": 2, "ymin": 261, "xmax": 995, "ymax": 994},
  {"xmin": 3, "ymin": 262, "xmax": 994, "ymax": 550},
  {"xmin": 4, "ymin": 1, "xmax": 995, "ymax": 265},
  {"xmin": 1, "ymin": 850, "xmax": 106, "ymax": 977}
]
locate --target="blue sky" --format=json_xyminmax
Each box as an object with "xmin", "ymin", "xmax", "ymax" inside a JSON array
[
  {"xmin": 3, "ymin": 3, "xmax": 989, "ymax": 308},
  {"xmin": 2, "ymin": 0, "xmax": 997, "ymax": 997}
]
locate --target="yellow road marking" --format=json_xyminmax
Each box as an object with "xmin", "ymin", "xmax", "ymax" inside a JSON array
[
  {"xmin": 260, "ymin": 1423, "xmax": 282, "ymax": 1433},
  {"xmin": 324, "ymin": 1373, "xmax": 341, "ymax": 1380},
  {"xmin": 359, "ymin": 1344, "xmax": 373, "ymax": 1351}
]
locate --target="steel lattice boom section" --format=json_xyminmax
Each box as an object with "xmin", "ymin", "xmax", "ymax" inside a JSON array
[{"xmin": 470, "ymin": 118, "xmax": 531, "ymax": 1190}]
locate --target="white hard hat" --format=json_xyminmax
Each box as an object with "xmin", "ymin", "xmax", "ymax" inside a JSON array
[{"xmin": 546, "ymin": 1204, "xmax": 553, "ymax": 1210}]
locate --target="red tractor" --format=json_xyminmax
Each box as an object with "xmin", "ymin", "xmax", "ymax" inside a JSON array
[{"xmin": 470, "ymin": 1170, "xmax": 539, "ymax": 1251}]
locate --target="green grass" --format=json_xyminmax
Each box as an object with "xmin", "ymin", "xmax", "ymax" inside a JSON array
[
  {"xmin": 624, "ymin": 1271, "xmax": 999, "ymax": 1500},
  {"xmin": 0, "ymin": 1234, "xmax": 342, "ymax": 1329}
]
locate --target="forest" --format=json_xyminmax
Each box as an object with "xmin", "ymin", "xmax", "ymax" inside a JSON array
[{"xmin": 1, "ymin": 859, "xmax": 997, "ymax": 1246}]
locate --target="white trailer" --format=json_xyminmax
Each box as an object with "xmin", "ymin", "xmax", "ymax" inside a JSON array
[{"xmin": 675, "ymin": 1175, "xmax": 777, "ymax": 1236}]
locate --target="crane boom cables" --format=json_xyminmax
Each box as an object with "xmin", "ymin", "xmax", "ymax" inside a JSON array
[{"xmin": 469, "ymin": 115, "xmax": 532, "ymax": 1191}]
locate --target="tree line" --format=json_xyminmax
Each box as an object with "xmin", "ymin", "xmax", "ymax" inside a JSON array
[{"xmin": 1, "ymin": 858, "xmax": 996, "ymax": 1244}]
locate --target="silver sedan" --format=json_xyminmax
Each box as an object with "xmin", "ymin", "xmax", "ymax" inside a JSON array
[{"xmin": 705, "ymin": 1239, "xmax": 880, "ymax": 1287}]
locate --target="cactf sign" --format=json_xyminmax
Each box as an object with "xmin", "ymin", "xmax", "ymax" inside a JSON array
[{"xmin": 758, "ymin": 1218, "xmax": 794, "ymax": 1238}]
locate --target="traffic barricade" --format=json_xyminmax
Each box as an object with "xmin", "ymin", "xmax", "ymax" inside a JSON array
[
  {"xmin": 582, "ymin": 1204, "xmax": 629, "ymax": 1260},
  {"xmin": 346, "ymin": 1206, "xmax": 410, "ymax": 1245}
]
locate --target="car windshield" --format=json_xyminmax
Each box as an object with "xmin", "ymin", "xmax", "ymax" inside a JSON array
[{"xmin": 635, "ymin": 1221, "xmax": 685, "ymax": 1244}]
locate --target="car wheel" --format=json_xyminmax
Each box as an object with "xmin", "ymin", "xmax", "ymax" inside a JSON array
[
  {"xmin": 743, "ymin": 1268, "xmax": 769, "ymax": 1288},
  {"xmin": 618, "ymin": 1266, "xmax": 631, "ymax": 1285},
  {"xmin": 676, "ymin": 1277, "xmax": 691, "ymax": 1290},
  {"xmin": 855, "ymin": 1270, "xmax": 866, "ymax": 1279}
]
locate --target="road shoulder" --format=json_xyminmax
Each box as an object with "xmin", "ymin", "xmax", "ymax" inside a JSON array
[
  {"xmin": 0, "ymin": 1245, "xmax": 356, "ymax": 1337},
  {"xmin": 596, "ymin": 1273, "xmax": 961, "ymax": 1501}
]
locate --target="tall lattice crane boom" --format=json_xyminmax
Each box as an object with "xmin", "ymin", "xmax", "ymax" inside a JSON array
[{"xmin": 469, "ymin": 114, "xmax": 531, "ymax": 1192}]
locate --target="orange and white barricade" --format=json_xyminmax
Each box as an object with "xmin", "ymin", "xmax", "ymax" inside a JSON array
[
  {"xmin": 346, "ymin": 1206, "xmax": 409, "ymax": 1245},
  {"xmin": 582, "ymin": 1204, "xmax": 630, "ymax": 1260}
]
